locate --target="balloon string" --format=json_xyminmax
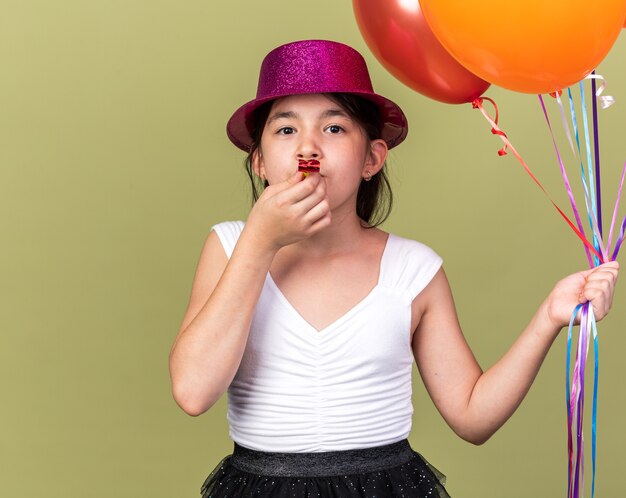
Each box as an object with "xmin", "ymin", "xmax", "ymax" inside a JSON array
[
  {"xmin": 565, "ymin": 86, "xmax": 605, "ymax": 265},
  {"xmin": 606, "ymin": 162, "xmax": 626, "ymax": 254},
  {"xmin": 471, "ymin": 97, "xmax": 604, "ymax": 262},
  {"xmin": 553, "ymin": 91, "xmax": 578, "ymax": 157},
  {"xmin": 577, "ymin": 82, "xmax": 601, "ymax": 263},
  {"xmin": 551, "ymin": 89, "xmax": 604, "ymax": 264},
  {"xmin": 574, "ymin": 304, "xmax": 589, "ymax": 498},
  {"xmin": 585, "ymin": 73, "xmax": 615, "ymax": 109},
  {"xmin": 546, "ymin": 80, "xmax": 624, "ymax": 261},
  {"xmin": 610, "ymin": 213, "xmax": 626, "ymax": 261},
  {"xmin": 545, "ymin": 92, "xmax": 608, "ymax": 262},
  {"xmin": 472, "ymin": 97, "xmax": 509, "ymax": 156},
  {"xmin": 552, "ymin": 91, "xmax": 593, "ymax": 211},
  {"xmin": 566, "ymin": 303, "xmax": 595, "ymax": 498},
  {"xmin": 590, "ymin": 307, "xmax": 599, "ymax": 498},
  {"xmin": 566, "ymin": 304, "xmax": 583, "ymax": 498},
  {"xmin": 589, "ymin": 74, "xmax": 603, "ymax": 238},
  {"xmin": 538, "ymin": 95, "xmax": 596, "ymax": 267},
  {"xmin": 564, "ymin": 87, "xmax": 594, "ymax": 215}
]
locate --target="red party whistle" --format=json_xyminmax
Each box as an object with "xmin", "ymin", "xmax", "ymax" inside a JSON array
[{"xmin": 298, "ymin": 159, "xmax": 320, "ymax": 174}]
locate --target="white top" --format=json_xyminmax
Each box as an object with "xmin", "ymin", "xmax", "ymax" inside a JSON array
[{"xmin": 212, "ymin": 220, "xmax": 443, "ymax": 452}]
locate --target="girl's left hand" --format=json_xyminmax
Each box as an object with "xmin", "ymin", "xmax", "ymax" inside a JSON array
[{"xmin": 545, "ymin": 261, "xmax": 619, "ymax": 329}]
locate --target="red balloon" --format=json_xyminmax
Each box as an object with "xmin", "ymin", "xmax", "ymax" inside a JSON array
[{"xmin": 352, "ymin": 0, "xmax": 490, "ymax": 104}]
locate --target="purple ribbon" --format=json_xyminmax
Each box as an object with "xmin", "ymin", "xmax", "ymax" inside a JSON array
[{"xmin": 591, "ymin": 74, "xmax": 602, "ymax": 237}]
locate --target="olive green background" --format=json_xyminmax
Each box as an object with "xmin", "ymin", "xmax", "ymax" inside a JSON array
[{"xmin": 2, "ymin": 1, "xmax": 625, "ymax": 496}]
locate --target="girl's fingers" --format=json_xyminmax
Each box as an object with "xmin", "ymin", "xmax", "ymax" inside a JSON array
[
  {"xmin": 546, "ymin": 262, "xmax": 618, "ymax": 327},
  {"xmin": 583, "ymin": 264, "xmax": 618, "ymax": 295},
  {"xmin": 307, "ymin": 213, "xmax": 333, "ymax": 234},
  {"xmin": 300, "ymin": 198, "xmax": 331, "ymax": 228},
  {"xmin": 254, "ymin": 172, "xmax": 329, "ymax": 243},
  {"xmin": 273, "ymin": 172, "xmax": 323, "ymax": 205},
  {"xmin": 271, "ymin": 175, "xmax": 327, "ymax": 220},
  {"xmin": 582, "ymin": 261, "xmax": 619, "ymax": 279},
  {"xmin": 580, "ymin": 263, "xmax": 619, "ymax": 319},
  {"xmin": 579, "ymin": 263, "xmax": 618, "ymax": 297},
  {"xmin": 587, "ymin": 267, "xmax": 619, "ymax": 287},
  {"xmin": 294, "ymin": 177, "xmax": 327, "ymax": 213}
]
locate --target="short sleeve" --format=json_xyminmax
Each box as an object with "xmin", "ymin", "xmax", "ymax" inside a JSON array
[
  {"xmin": 211, "ymin": 221, "xmax": 245, "ymax": 259},
  {"xmin": 379, "ymin": 234, "xmax": 443, "ymax": 300}
]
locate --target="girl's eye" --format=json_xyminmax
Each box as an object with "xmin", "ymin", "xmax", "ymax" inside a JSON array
[
  {"xmin": 326, "ymin": 125, "xmax": 344, "ymax": 134},
  {"xmin": 277, "ymin": 126, "xmax": 295, "ymax": 135}
]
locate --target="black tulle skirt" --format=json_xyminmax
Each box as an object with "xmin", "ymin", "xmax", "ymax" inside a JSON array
[{"xmin": 200, "ymin": 439, "xmax": 451, "ymax": 497}]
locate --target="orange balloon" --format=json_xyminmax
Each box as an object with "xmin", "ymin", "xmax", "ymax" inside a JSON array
[
  {"xmin": 352, "ymin": 0, "xmax": 489, "ymax": 104},
  {"xmin": 419, "ymin": 0, "xmax": 626, "ymax": 94}
]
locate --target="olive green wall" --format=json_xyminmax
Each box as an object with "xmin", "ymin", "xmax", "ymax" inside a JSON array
[{"xmin": 2, "ymin": 1, "xmax": 624, "ymax": 497}]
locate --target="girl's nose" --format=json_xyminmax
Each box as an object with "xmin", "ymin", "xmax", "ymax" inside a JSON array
[
  {"xmin": 297, "ymin": 152, "xmax": 319, "ymax": 159},
  {"xmin": 296, "ymin": 133, "xmax": 321, "ymax": 160}
]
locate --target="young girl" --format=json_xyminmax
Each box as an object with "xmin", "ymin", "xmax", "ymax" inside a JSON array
[{"xmin": 169, "ymin": 40, "xmax": 618, "ymax": 498}]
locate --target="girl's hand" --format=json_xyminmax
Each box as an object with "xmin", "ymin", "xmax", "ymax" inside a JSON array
[
  {"xmin": 545, "ymin": 261, "xmax": 619, "ymax": 329},
  {"xmin": 245, "ymin": 171, "xmax": 331, "ymax": 251}
]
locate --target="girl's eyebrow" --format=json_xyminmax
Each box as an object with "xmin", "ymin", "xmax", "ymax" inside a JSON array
[
  {"xmin": 267, "ymin": 108, "xmax": 350, "ymax": 125},
  {"xmin": 320, "ymin": 108, "xmax": 350, "ymax": 119},
  {"xmin": 267, "ymin": 111, "xmax": 297, "ymax": 124}
]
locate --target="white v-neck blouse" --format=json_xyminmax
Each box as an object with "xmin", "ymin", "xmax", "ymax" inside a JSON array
[{"xmin": 212, "ymin": 221, "xmax": 443, "ymax": 452}]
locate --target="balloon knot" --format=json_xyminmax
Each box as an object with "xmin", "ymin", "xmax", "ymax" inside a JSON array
[
  {"xmin": 472, "ymin": 95, "xmax": 507, "ymax": 155},
  {"xmin": 549, "ymin": 90, "xmax": 563, "ymax": 98}
]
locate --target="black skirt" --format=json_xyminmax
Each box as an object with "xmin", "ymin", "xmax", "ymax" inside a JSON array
[{"xmin": 200, "ymin": 439, "xmax": 451, "ymax": 497}]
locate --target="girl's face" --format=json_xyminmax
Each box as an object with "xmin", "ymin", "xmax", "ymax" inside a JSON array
[{"xmin": 253, "ymin": 94, "xmax": 387, "ymax": 216}]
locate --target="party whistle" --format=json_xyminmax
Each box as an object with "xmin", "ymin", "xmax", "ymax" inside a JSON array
[{"xmin": 298, "ymin": 159, "xmax": 320, "ymax": 176}]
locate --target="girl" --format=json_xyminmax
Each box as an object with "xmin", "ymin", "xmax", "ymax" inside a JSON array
[{"xmin": 169, "ymin": 40, "xmax": 618, "ymax": 498}]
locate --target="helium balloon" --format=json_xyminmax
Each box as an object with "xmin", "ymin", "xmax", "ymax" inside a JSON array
[
  {"xmin": 353, "ymin": 0, "xmax": 490, "ymax": 104},
  {"xmin": 419, "ymin": 0, "xmax": 626, "ymax": 94}
]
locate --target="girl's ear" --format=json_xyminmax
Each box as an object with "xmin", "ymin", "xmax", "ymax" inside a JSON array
[
  {"xmin": 363, "ymin": 139, "xmax": 388, "ymax": 177},
  {"xmin": 251, "ymin": 148, "xmax": 267, "ymax": 181}
]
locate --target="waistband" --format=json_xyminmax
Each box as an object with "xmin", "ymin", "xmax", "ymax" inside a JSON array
[{"xmin": 230, "ymin": 439, "xmax": 414, "ymax": 477}]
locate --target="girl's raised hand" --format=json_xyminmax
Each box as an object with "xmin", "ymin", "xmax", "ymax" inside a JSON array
[
  {"xmin": 545, "ymin": 261, "xmax": 619, "ymax": 329},
  {"xmin": 245, "ymin": 171, "xmax": 331, "ymax": 251}
]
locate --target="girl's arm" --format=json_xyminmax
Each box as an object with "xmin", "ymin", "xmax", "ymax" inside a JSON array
[
  {"xmin": 169, "ymin": 172, "xmax": 330, "ymax": 416},
  {"xmin": 411, "ymin": 263, "xmax": 618, "ymax": 445}
]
